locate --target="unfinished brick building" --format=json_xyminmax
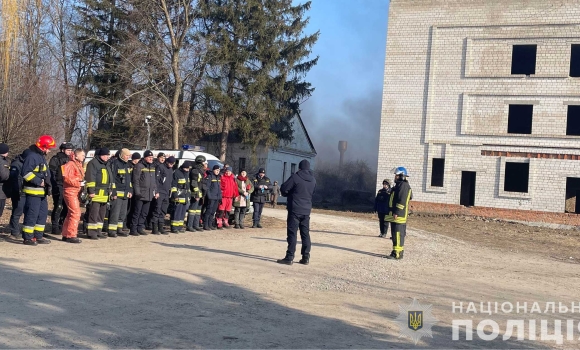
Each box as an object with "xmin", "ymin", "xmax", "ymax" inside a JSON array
[{"xmin": 378, "ymin": 0, "xmax": 580, "ymax": 213}]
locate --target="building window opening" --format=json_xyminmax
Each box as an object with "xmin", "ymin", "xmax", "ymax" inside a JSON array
[
  {"xmin": 511, "ymin": 45, "xmax": 537, "ymax": 75},
  {"xmin": 430, "ymin": 158, "xmax": 445, "ymax": 187},
  {"xmin": 504, "ymin": 162, "xmax": 529, "ymax": 193},
  {"xmin": 507, "ymin": 104, "xmax": 533, "ymax": 134}
]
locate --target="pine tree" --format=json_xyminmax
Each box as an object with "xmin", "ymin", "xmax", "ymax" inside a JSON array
[{"xmin": 199, "ymin": 0, "xmax": 318, "ymax": 161}]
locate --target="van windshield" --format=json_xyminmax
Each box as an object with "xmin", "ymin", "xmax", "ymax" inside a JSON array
[{"xmin": 207, "ymin": 160, "xmax": 224, "ymax": 170}]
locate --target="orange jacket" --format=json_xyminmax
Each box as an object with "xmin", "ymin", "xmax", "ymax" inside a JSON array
[{"xmin": 62, "ymin": 159, "xmax": 85, "ymax": 189}]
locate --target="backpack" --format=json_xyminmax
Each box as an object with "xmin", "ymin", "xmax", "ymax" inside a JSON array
[{"xmin": 5, "ymin": 156, "xmax": 24, "ymax": 198}]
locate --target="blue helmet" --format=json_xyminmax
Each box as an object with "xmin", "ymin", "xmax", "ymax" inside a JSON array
[{"xmin": 393, "ymin": 166, "xmax": 409, "ymax": 177}]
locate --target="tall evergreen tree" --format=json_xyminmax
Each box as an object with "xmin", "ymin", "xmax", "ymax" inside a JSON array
[{"xmin": 199, "ymin": 0, "xmax": 318, "ymax": 161}]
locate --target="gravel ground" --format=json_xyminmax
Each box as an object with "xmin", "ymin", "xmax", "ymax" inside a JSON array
[{"xmin": 0, "ymin": 207, "xmax": 577, "ymax": 348}]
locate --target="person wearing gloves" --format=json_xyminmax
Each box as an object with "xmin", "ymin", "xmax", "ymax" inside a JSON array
[
  {"xmin": 216, "ymin": 166, "xmax": 236, "ymax": 229},
  {"xmin": 250, "ymin": 168, "xmax": 271, "ymax": 228},
  {"xmin": 61, "ymin": 149, "xmax": 86, "ymax": 243},
  {"xmin": 170, "ymin": 161, "xmax": 191, "ymax": 233},
  {"xmin": 203, "ymin": 165, "xmax": 222, "ymax": 230},
  {"xmin": 233, "ymin": 169, "xmax": 254, "ymax": 229},
  {"xmin": 277, "ymin": 159, "xmax": 316, "ymax": 266}
]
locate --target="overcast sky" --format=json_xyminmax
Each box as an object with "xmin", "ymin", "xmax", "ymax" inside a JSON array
[{"xmin": 299, "ymin": 0, "xmax": 389, "ymax": 170}]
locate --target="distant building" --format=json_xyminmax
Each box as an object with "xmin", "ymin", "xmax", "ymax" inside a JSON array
[
  {"xmin": 198, "ymin": 114, "xmax": 316, "ymax": 202},
  {"xmin": 379, "ymin": 0, "xmax": 580, "ymax": 213}
]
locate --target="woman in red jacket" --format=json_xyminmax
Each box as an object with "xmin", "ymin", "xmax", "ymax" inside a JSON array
[{"xmin": 217, "ymin": 166, "xmax": 237, "ymax": 229}]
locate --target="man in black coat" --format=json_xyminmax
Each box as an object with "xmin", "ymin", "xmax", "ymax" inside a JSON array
[
  {"xmin": 48, "ymin": 142, "xmax": 74, "ymax": 234},
  {"xmin": 130, "ymin": 150, "xmax": 158, "ymax": 236},
  {"xmin": 277, "ymin": 159, "xmax": 316, "ymax": 266}
]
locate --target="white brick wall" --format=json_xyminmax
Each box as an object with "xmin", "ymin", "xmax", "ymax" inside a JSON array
[{"xmin": 379, "ymin": 0, "xmax": 580, "ymax": 213}]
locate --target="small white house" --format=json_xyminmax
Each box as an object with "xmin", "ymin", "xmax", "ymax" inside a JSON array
[{"xmin": 198, "ymin": 114, "xmax": 317, "ymax": 203}]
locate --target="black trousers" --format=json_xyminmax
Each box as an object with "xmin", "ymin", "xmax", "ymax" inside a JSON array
[
  {"xmin": 50, "ymin": 189, "xmax": 68, "ymax": 233},
  {"xmin": 87, "ymin": 201, "xmax": 107, "ymax": 238},
  {"xmin": 252, "ymin": 202, "xmax": 264, "ymax": 223},
  {"xmin": 9, "ymin": 194, "xmax": 25, "ymax": 236},
  {"xmin": 286, "ymin": 212, "xmax": 311, "ymax": 259},
  {"xmin": 152, "ymin": 194, "xmax": 169, "ymax": 225},
  {"xmin": 390, "ymin": 222, "xmax": 406, "ymax": 257},
  {"xmin": 108, "ymin": 198, "xmax": 128, "ymax": 233},
  {"xmin": 203, "ymin": 199, "xmax": 219, "ymax": 228},
  {"xmin": 131, "ymin": 199, "xmax": 151, "ymax": 232},
  {"xmin": 378, "ymin": 212, "xmax": 388, "ymax": 235}
]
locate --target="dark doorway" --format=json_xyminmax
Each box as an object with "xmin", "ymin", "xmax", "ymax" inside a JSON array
[
  {"xmin": 565, "ymin": 178, "xmax": 580, "ymax": 213},
  {"xmin": 460, "ymin": 171, "xmax": 476, "ymax": 207}
]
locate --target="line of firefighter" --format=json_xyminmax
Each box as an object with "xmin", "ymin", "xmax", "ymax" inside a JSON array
[{"xmin": 1, "ymin": 135, "xmax": 274, "ymax": 245}]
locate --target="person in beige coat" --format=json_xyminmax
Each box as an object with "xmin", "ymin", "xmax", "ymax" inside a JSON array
[{"xmin": 233, "ymin": 170, "xmax": 254, "ymax": 229}]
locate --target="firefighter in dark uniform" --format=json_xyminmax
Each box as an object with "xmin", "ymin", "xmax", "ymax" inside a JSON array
[
  {"xmin": 186, "ymin": 155, "xmax": 206, "ymax": 231},
  {"xmin": 250, "ymin": 168, "xmax": 271, "ymax": 228},
  {"xmin": 7, "ymin": 148, "xmax": 30, "ymax": 237},
  {"xmin": 384, "ymin": 166, "xmax": 412, "ymax": 260},
  {"xmin": 49, "ymin": 142, "xmax": 74, "ymax": 235},
  {"xmin": 85, "ymin": 148, "xmax": 115, "ymax": 240},
  {"xmin": 130, "ymin": 150, "xmax": 158, "ymax": 235},
  {"xmin": 107, "ymin": 148, "xmax": 133, "ymax": 237},
  {"xmin": 152, "ymin": 156, "xmax": 175, "ymax": 234},
  {"xmin": 203, "ymin": 165, "xmax": 222, "ymax": 230},
  {"xmin": 21, "ymin": 135, "xmax": 57, "ymax": 245},
  {"xmin": 171, "ymin": 161, "xmax": 191, "ymax": 233}
]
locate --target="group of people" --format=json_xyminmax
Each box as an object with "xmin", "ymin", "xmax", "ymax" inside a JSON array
[
  {"xmin": 373, "ymin": 166, "xmax": 413, "ymax": 260},
  {"xmin": 1, "ymin": 134, "xmax": 408, "ymax": 264},
  {"xmin": 0, "ymin": 135, "xmax": 286, "ymax": 246}
]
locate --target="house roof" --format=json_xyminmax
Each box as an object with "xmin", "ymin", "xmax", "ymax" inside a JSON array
[{"xmin": 295, "ymin": 112, "xmax": 317, "ymax": 155}]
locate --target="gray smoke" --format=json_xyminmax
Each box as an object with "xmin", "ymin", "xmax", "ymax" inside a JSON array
[{"xmin": 301, "ymin": 88, "xmax": 382, "ymax": 171}]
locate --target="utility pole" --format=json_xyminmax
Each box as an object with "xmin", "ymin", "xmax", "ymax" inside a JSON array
[{"xmin": 145, "ymin": 115, "xmax": 151, "ymax": 149}]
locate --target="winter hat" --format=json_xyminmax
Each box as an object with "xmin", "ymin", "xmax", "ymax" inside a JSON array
[
  {"xmin": 225, "ymin": 166, "xmax": 232, "ymax": 172},
  {"xmin": 166, "ymin": 156, "xmax": 176, "ymax": 164},
  {"xmin": 181, "ymin": 160, "xmax": 193, "ymax": 168},
  {"xmin": 298, "ymin": 159, "xmax": 310, "ymax": 171},
  {"xmin": 97, "ymin": 147, "xmax": 110, "ymax": 156},
  {"xmin": 60, "ymin": 142, "xmax": 74, "ymax": 150},
  {"xmin": 258, "ymin": 168, "xmax": 265, "ymax": 174},
  {"xmin": 383, "ymin": 178, "xmax": 391, "ymax": 185},
  {"xmin": 143, "ymin": 150, "xmax": 154, "ymax": 157},
  {"xmin": 131, "ymin": 152, "xmax": 141, "ymax": 160},
  {"xmin": 157, "ymin": 152, "xmax": 165, "ymax": 158},
  {"xmin": 0, "ymin": 143, "xmax": 9, "ymax": 154},
  {"xmin": 212, "ymin": 165, "xmax": 221, "ymax": 171}
]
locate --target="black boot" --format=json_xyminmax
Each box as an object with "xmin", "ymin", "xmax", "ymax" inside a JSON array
[
  {"xmin": 251, "ymin": 221, "xmax": 258, "ymax": 228},
  {"xmin": 117, "ymin": 228, "xmax": 128, "ymax": 237},
  {"xmin": 130, "ymin": 231, "xmax": 140, "ymax": 236},
  {"xmin": 257, "ymin": 221, "xmax": 263, "ymax": 229},
  {"xmin": 186, "ymin": 216, "xmax": 196, "ymax": 232},
  {"xmin": 151, "ymin": 224, "xmax": 159, "ymax": 235},
  {"xmin": 277, "ymin": 256, "xmax": 293, "ymax": 265},
  {"xmin": 298, "ymin": 254, "xmax": 310, "ymax": 265},
  {"xmin": 108, "ymin": 231, "xmax": 118, "ymax": 238},
  {"xmin": 159, "ymin": 223, "xmax": 168, "ymax": 235},
  {"xmin": 138, "ymin": 228, "xmax": 148, "ymax": 236}
]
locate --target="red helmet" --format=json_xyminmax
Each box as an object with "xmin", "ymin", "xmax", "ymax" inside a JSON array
[{"xmin": 36, "ymin": 135, "xmax": 57, "ymax": 152}]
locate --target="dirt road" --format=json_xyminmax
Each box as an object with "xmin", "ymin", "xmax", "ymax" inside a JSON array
[{"xmin": 0, "ymin": 208, "xmax": 578, "ymax": 348}]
